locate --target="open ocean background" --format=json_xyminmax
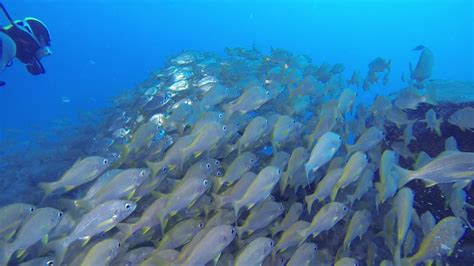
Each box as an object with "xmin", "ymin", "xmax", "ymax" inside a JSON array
[{"xmin": 0, "ymin": 0, "xmax": 472, "ymax": 144}]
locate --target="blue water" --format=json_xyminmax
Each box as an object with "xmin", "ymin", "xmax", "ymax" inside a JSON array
[{"xmin": 0, "ymin": 0, "xmax": 472, "ymax": 141}]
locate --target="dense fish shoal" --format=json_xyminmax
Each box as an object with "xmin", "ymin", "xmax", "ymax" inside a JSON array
[{"xmin": 0, "ymin": 46, "xmax": 474, "ymax": 266}]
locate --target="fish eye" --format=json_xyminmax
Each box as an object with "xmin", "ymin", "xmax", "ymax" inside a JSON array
[
  {"xmin": 277, "ymin": 169, "xmax": 282, "ymax": 174},
  {"xmin": 216, "ymin": 171, "xmax": 223, "ymax": 176},
  {"xmin": 270, "ymin": 240, "xmax": 275, "ymax": 247},
  {"xmin": 218, "ymin": 113, "xmax": 224, "ymax": 119},
  {"xmin": 265, "ymin": 90, "xmax": 270, "ymax": 95},
  {"xmin": 222, "ymin": 125, "xmax": 227, "ymax": 131},
  {"xmin": 29, "ymin": 207, "xmax": 35, "ymax": 212},
  {"xmin": 125, "ymin": 203, "xmax": 131, "ymax": 209},
  {"xmin": 47, "ymin": 261, "xmax": 54, "ymax": 266},
  {"xmin": 214, "ymin": 160, "xmax": 220, "ymax": 165},
  {"xmin": 103, "ymin": 159, "xmax": 109, "ymax": 165},
  {"xmin": 160, "ymin": 129, "xmax": 165, "ymax": 135},
  {"xmin": 209, "ymin": 198, "xmax": 213, "ymax": 203},
  {"xmin": 231, "ymin": 227, "xmax": 236, "ymax": 234},
  {"xmin": 198, "ymin": 222, "xmax": 204, "ymax": 228},
  {"xmin": 58, "ymin": 212, "xmax": 63, "ymax": 218},
  {"xmin": 162, "ymin": 167, "xmax": 169, "ymax": 173},
  {"xmin": 279, "ymin": 204, "xmax": 284, "ymax": 210},
  {"xmin": 118, "ymin": 242, "xmax": 121, "ymax": 248},
  {"xmin": 313, "ymin": 245, "xmax": 317, "ymax": 251},
  {"xmin": 292, "ymin": 119, "xmax": 296, "ymax": 124},
  {"xmin": 343, "ymin": 206, "xmax": 348, "ymax": 212},
  {"xmin": 203, "ymin": 179, "xmax": 209, "ymax": 186},
  {"xmin": 250, "ymin": 159, "xmax": 255, "ymax": 163},
  {"xmin": 206, "ymin": 163, "xmax": 211, "ymax": 169},
  {"xmin": 140, "ymin": 170, "xmax": 146, "ymax": 176}
]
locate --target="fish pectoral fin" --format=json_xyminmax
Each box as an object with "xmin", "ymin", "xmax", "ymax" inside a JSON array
[
  {"xmin": 42, "ymin": 234, "xmax": 49, "ymax": 245},
  {"xmin": 96, "ymin": 219, "xmax": 114, "ymax": 231},
  {"xmin": 3, "ymin": 229, "xmax": 16, "ymax": 241},
  {"xmin": 141, "ymin": 226, "xmax": 151, "ymax": 235},
  {"xmin": 127, "ymin": 189, "xmax": 136, "ymax": 200},
  {"xmin": 212, "ymin": 252, "xmax": 222, "ymax": 266},
  {"xmin": 16, "ymin": 249, "xmax": 27, "ymax": 259}
]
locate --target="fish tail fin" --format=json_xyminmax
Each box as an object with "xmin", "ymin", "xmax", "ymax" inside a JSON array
[
  {"xmin": 279, "ymin": 171, "xmax": 289, "ymax": 195},
  {"xmin": 55, "ymin": 199, "xmax": 84, "ymax": 220},
  {"xmin": 270, "ymin": 224, "xmax": 279, "ymax": 237},
  {"xmin": 236, "ymin": 226, "xmax": 244, "ymax": 241},
  {"xmin": 424, "ymin": 90, "xmax": 438, "ymax": 106},
  {"xmin": 223, "ymin": 144, "xmax": 236, "ymax": 158},
  {"xmin": 272, "ymin": 142, "xmax": 278, "ymax": 154},
  {"xmin": 345, "ymin": 144, "xmax": 354, "ymax": 154},
  {"xmin": 393, "ymin": 245, "xmax": 402, "ymax": 266},
  {"xmin": 121, "ymin": 144, "xmax": 131, "ymax": 160},
  {"xmin": 73, "ymin": 199, "xmax": 93, "ymax": 211},
  {"xmin": 346, "ymin": 194, "xmax": 354, "ymax": 207},
  {"xmin": 212, "ymin": 179, "xmax": 224, "ymax": 194},
  {"xmin": 400, "ymin": 258, "xmax": 413, "ymax": 266},
  {"xmin": 222, "ymin": 103, "xmax": 233, "ymax": 122},
  {"xmin": 342, "ymin": 237, "xmax": 350, "ymax": 252},
  {"xmin": 158, "ymin": 209, "xmax": 169, "ymax": 234},
  {"xmin": 237, "ymin": 142, "xmax": 243, "ymax": 155},
  {"xmin": 232, "ymin": 201, "xmax": 241, "ymax": 220},
  {"xmin": 330, "ymin": 185, "xmax": 339, "ymax": 201},
  {"xmin": 304, "ymin": 163, "xmax": 311, "ymax": 183},
  {"xmin": 211, "ymin": 193, "xmax": 225, "ymax": 209},
  {"xmin": 374, "ymin": 193, "xmax": 382, "ymax": 213},
  {"xmin": 198, "ymin": 101, "xmax": 208, "ymax": 112},
  {"xmin": 305, "ymin": 133, "xmax": 315, "ymax": 148},
  {"xmin": 146, "ymin": 160, "xmax": 163, "ymax": 178},
  {"xmin": 38, "ymin": 182, "xmax": 54, "ymax": 200},
  {"xmin": 434, "ymin": 118, "xmax": 442, "ymax": 136},
  {"xmin": 48, "ymin": 238, "xmax": 70, "ymax": 266},
  {"xmin": 393, "ymin": 165, "xmax": 414, "ymax": 188},
  {"xmin": 0, "ymin": 242, "xmax": 14, "ymax": 266},
  {"xmin": 116, "ymin": 223, "xmax": 136, "ymax": 240},
  {"xmin": 305, "ymin": 195, "xmax": 315, "ymax": 215},
  {"xmin": 296, "ymin": 229, "xmax": 308, "ymax": 247}
]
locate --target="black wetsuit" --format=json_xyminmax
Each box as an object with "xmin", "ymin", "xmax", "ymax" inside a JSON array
[{"xmin": 1, "ymin": 23, "xmax": 45, "ymax": 75}]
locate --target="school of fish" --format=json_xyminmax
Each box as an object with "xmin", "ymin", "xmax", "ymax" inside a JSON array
[{"xmin": 0, "ymin": 45, "xmax": 473, "ymax": 266}]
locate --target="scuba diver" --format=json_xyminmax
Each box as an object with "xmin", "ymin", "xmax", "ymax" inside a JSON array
[{"xmin": 0, "ymin": 3, "xmax": 52, "ymax": 86}]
